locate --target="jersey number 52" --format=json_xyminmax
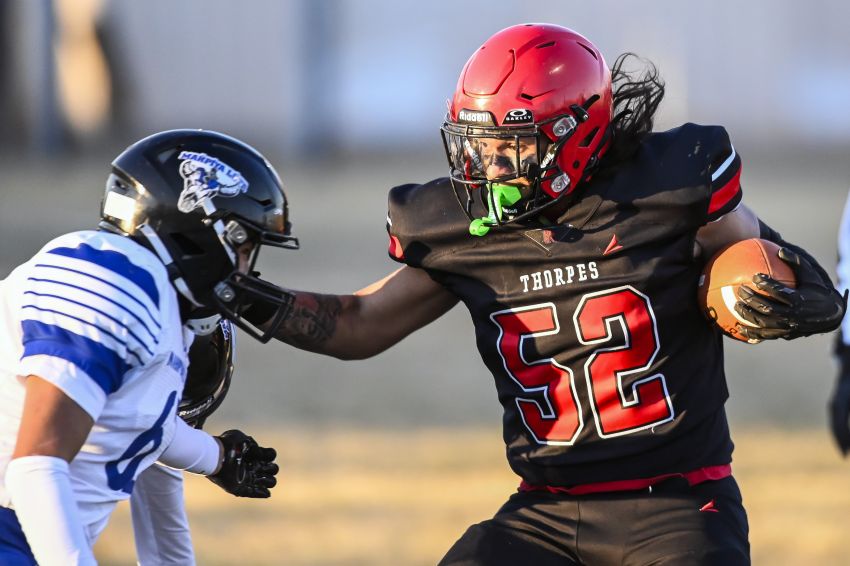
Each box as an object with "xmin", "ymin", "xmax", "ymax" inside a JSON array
[{"xmin": 490, "ymin": 285, "xmax": 674, "ymax": 445}]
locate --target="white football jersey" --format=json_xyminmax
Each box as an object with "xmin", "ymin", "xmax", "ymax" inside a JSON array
[{"xmin": 0, "ymin": 230, "xmax": 189, "ymax": 543}]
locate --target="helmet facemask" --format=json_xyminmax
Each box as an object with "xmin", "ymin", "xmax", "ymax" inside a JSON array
[
  {"xmin": 441, "ymin": 98, "xmax": 600, "ymax": 236},
  {"xmin": 207, "ymin": 214, "xmax": 300, "ymax": 343}
]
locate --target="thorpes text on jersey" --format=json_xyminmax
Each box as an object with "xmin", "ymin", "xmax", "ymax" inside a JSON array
[{"xmin": 519, "ymin": 262, "xmax": 600, "ymax": 293}]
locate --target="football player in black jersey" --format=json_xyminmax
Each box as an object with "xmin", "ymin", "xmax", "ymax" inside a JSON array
[{"xmin": 246, "ymin": 24, "xmax": 845, "ymax": 565}]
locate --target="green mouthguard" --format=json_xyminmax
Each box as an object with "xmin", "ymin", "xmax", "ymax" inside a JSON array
[{"xmin": 469, "ymin": 184, "xmax": 523, "ymax": 237}]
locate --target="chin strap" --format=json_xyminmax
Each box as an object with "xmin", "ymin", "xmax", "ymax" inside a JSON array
[
  {"xmin": 138, "ymin": 223, "xmax": 204, "ymax": 308},
  {"xmin": 186, "ymin": 313, "xmax": 222, "ymax": 336}
]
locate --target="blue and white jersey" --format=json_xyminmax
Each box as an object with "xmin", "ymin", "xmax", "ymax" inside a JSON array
[{"xmin": 0, "ymin": 230, "xmax": 189, "ymax": 543}]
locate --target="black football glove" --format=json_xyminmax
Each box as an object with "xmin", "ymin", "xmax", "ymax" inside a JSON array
[
  {"xmin": 830, "ymin": 342, "xmax": 850, "ymax": 456},
  {"xmin": 208, "ymin": 430, "xmax": 279, "ymax": 498},
  {"xmin": 734, "ymin": 247, "xmax": 847, "ymax": 342}
]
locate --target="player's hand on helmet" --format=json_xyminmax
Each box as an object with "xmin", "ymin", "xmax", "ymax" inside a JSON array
[
  {"xmin": 208, "ymin": 430, "xmax": 279, "ymax": 498},
  {"xmin": 830, "ymin": 342, "xmax": 850, "ymax": 456},
  {"xmin": 734, "ymin": 247, "xmax": 847, "ymax": 341}
]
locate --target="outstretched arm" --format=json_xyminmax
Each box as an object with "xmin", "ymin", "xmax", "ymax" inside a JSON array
[{"xmin": 251, "ymin": 266, "xmax": 459, "ymax": 360}]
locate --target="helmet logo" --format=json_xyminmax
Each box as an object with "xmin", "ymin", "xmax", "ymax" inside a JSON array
[
  {"xmin": 177, "ymin": 151, "xmax": 249, "ymax": 213},
  {"xmin": 457, "ymin": 109, "xmax": 496, "ymax": 126},
  {"xmin": 503, "ymin": 108, "xmax": 534, "ymax": 125}
]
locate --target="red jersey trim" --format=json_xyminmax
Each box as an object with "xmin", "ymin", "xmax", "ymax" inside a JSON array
[
  {"xmin": 518, "ymin": 464, "xmax": 732, "ymax": 495},
  {"xmin": 388, "ymin": 235, "xmax": 404, "ymax": 261},
  {"xmin": 708, "ymin": 168, "xmax": 742, "ymax": 215}
]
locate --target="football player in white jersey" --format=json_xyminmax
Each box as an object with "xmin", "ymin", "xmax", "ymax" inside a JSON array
[{"xmin": 0, "ymin": 129, "xmax": 297, "ymax": 565}]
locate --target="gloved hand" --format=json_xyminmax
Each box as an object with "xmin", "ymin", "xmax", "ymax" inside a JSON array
[
  {"xmin": 208, "ymin": 430, "xmax": 279, "ymax": 498},
  {"xmin": 830, "ymin": 342, "xmax": 850, "ymax": 456},
  {"xmin": 734, "ymin": 247, "xmax": 846, "ymax": 341}
]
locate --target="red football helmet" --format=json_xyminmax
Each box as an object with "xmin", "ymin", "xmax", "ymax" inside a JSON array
[{"xmin": 441, "ymin": 23, "xmax": 612, "ymax": 231}]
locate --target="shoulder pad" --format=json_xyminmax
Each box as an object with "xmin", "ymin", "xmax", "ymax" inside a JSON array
[
  {"xmin": 640, "ymin": 124, "xmax": 742, "ymax": 223},
  {"xmin": 386, "ymin": 178, "xmax": 469, "ymax": 267}
]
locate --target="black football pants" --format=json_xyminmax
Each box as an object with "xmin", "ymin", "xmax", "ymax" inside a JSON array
[{"xmin": 439, "ymin": 475, "xmax": 749, "ymax": 566}]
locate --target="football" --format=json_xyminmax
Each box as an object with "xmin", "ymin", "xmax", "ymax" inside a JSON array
[{"xmin": 697, "ymin": 238, "xmax": 797, "ymax": 342}]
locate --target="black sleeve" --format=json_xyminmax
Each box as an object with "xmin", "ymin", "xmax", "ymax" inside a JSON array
[
  {"xmin": 704, "ymin": 126, "xmax": 743, "ymax": 223},
  {"xmin": 385, "ymin": 178, "xmax": 471, "ymax": 270},
  {"xmin": 386, "ymin": 183, "xmax": 419, "ymax": 266}
]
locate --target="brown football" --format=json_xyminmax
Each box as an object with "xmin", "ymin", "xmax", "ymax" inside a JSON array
[{"xmin": 697, "ymin": 238, "xmax": 796, "ymax": 342}]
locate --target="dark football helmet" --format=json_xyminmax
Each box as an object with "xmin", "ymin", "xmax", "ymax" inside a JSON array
[
  {"xmin": 441, "ymin": 24, "xmax": 612, "ymax": 234},
  {"xmin": 99, "ymin": 129, "xmax": 299, "ymax": 342},
  {"xmin": 179, "ymin": 318, "xmax": 235, "ymax": 429}
]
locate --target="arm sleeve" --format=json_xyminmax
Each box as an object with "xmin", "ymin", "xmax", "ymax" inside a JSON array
[
  {"xmin": 5, "ymin": 455, "xmax": 97, "ymax": 566},
  {"xmin": 131, "ymin": 464, "xmax": 196, "ymax": 566},
  {"xmin": 158, "ymin": 418, "xmax": 221, "ymax": 475},
  {"xmin": 704, "ymin": 127, "xmax": 743, "ymax": 223}
]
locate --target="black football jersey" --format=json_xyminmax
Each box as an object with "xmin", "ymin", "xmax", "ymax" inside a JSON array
[{"xmin": 387, "ymin": 123, "xmax": 744, "ymax": 487}]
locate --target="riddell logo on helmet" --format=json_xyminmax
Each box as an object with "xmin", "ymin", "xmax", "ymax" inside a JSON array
[
  {"xmin": 503, "ymin": 109, "xmax": 534, "ymax": 125},
  {"xmin": 458, "ymin": 109, "xmax": 496, "ymax": 125}
]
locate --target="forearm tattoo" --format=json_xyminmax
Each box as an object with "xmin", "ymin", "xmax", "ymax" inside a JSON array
[{"xmin": 275, "ymin": 293, "xmax": 343, "ymax": 350}]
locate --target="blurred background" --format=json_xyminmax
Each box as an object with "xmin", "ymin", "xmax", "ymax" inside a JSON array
[{"xmin": 2, "ymin": 1, "xmax": 850, "ymax": 564}]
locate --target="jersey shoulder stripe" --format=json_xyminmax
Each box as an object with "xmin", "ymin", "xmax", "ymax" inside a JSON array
[
  {"xmin": 46, "ymin": 243, "xmax": 160, "ymax": 306},
  {"xmin": 20, "ymin": 303, "xmax": 146, "ymax": 367},
  {"xmin": 25, "ymin": 275, "xmax": 161, "ymax": 341},
  {"xmin": 704, "ymin": 127, "xmax": 743, "ymax": 221},
  {"xmin": 20, "ymin": 319, "xmax": 131, "ymax": 394},
  {"xmin": 21, "ymin": 288, "xmax": 156, "ymax": 359},
  {"xmin": 31, "ymin": 261, "xmax": 161, "ymax": 328},
  {"xmin": 707, "ymin": 165, "xmax": 742, "ymax": 217},
  {"xmin": 709, "ymin": 145, "xmax": 739, "ymax": 183}
]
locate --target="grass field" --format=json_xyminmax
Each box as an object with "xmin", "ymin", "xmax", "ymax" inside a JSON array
[{"xmin": 93, "ymin": 426, "xmax": 850, "ymax": 566}]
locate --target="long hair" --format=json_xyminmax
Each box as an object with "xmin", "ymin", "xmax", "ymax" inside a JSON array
[{"xmin": 599, "ymin": 53, "xmax": 665, "ymax": 170}]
